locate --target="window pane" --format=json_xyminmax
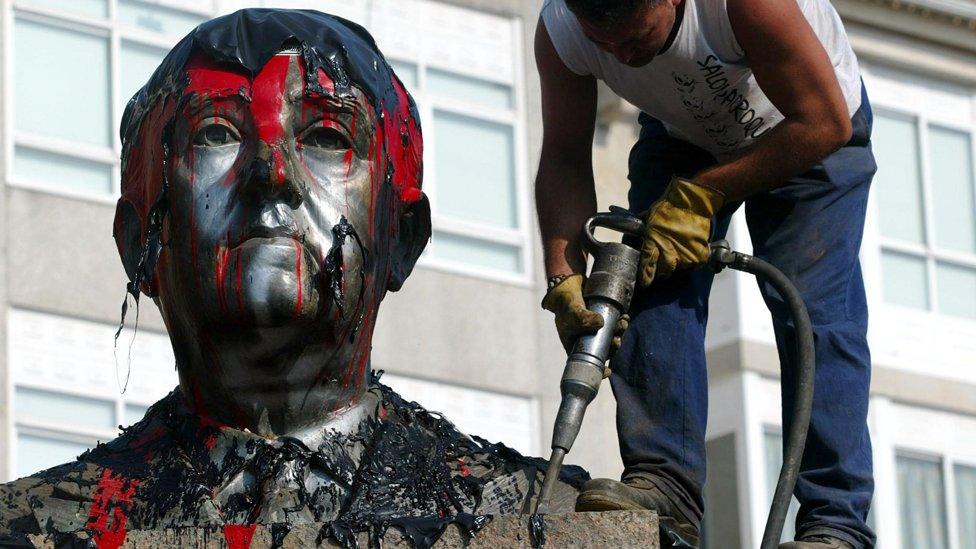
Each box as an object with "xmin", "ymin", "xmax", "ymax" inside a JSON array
[
  {"xmin": 13, "ymin": 146, "xmax": 113, "ymax": 194},
  {"xmin": 125, "ymin": 404, "xmax": 149, "ymax": 425},
  {"xmin": 14, "ymin": 18, "xmax": 110, "ymax": 147},
  {"xmin": 388, "ymin": 59, "xmax": 418, "ymax": 90},
  {"xmin": 956, "ymin": 464, "xmax": 976, "ymax": 549},
  {"xmin": 928, "ymin": 126, "xmax": 975, "ymax": 253},
  {"xmin": 936, "ymin": 263, "xmax": 976, "ymax": 319},
  {"xmin": 427, "ymin": 69, "xmax": 513, "ymax": 109},
  {"xmin": 432, "ymin": 232, "xmax": 521, "ymax": 274},
  {"xmin": 29, "ymin": 0, "xmax": 108, "ymax": 18},
  {"xmin": 15, "ymin": 387, "xmax": 115, "ymax": 430},
  {"xmin": 433, "ymin": 111, "xmax": 517, "ymax": 228},
  {"xmin": 897, "ymin": 455, "xmax": 948, "ymax": 549},
  {"xmin": 118, "ymin": 0, "xmax": 205, "ymax": 37},
  {"xmin": 120, "ymin": 40, "xmax": 168, "ymax": 120},
  {"xmin": 882, "ymin": 251, "xmax": 929, "ymax": 310},
  {"xmin": 16, "ymin": 433, "xmax": 93, "ymax": 478},
  {"xmin": 763, "ymin": 432, "xmax": 799, "ymax": 543},
  {"xmin": 874, "ymin": 114, "xmax": 925, "ymax": 243}
]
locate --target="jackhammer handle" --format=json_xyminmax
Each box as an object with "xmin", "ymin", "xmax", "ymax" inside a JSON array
[{"xmin": 583, "ymin": 208, "xmax": 643, "ymax": 254}]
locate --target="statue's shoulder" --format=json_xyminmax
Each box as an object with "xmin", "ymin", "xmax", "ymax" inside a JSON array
[
  {"xmin": 0, "ymin": 394, "xmax": 180, "ymax": 539},
  {"xmin": 371, "ymin": 380, "xmax": 588, "ymax": 515},
  {"xmin": 0, "ymin": 459, "xmax": 104, "ymax": 538}
]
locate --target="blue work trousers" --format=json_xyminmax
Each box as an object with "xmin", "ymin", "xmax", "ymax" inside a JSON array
[{"xmin": 610, "ymin": 87, "xmax": 877, "ymax": 548}]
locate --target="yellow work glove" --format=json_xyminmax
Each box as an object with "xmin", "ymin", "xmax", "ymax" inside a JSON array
[
  {"xmin": 543, "ymin": 275, "xmax": 604, "ymax": 353},
  {"xmin": 542, "ymin": 274, "xmax": 629, "ymax": 357},
  {"xmin": 639, "ymin": 176, "xmax": 725, "ymax": 287}
]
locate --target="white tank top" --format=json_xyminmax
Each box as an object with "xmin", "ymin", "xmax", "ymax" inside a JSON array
[{"xmin": 541, "ymin": 0, "xmax": 863, "ymax": 158}]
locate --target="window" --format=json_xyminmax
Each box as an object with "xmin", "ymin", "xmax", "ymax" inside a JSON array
[
  {"xmin": 381, "ymin": 372, "xmax": 538, "ymax": 455},
  {"xmin": 897, "ymin": 454, "xmax": 950, "ymax": 549},
  {"xmin": 6, "ymin": 309, "xmax": 178, "ymax": 481},
  {"xmin": 869, "ymin": 68, "xmax": 976, "ymax": 319},
  {"xmin": 381, "ymin": 7, "xmax": 530, "ymax": 283},
  {"xmin": 955, "ymin": 464, "xmax": 976, "ymax": 549},
  {"xmin": 893, "ymin": 452, "xmax": 976, "ymax": 549},
  {"xmin": 7, "ymin": 0, "xmax": 210, "ymax": 200}
]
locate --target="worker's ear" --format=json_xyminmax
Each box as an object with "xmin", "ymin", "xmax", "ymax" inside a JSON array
[{"xmin": 388, "ymin": 193, "xmax": 431, "ymax": 292}]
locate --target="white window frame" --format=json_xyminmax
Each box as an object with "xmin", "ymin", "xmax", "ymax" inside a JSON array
[
  {"xmin": 890, "ymin": 448, "xmax": 976, "ymax": 549},
  {"xmin": 9, "ymin": 380, "xmax": 158, "ymax": 479},
  {"xmin": 868, "ymin": 396, "xmax": 976, "ymax": 549},
  {"xmin": 862, "ymin": 65, "xmax": 976, "ymax": 320},
  {"xmin": 3, "ymin": 0, "xmax": 216, "ymax": 205},
  {"xmin": 399, "ymin": 42, "xmax": 534, "ymax": 286}
]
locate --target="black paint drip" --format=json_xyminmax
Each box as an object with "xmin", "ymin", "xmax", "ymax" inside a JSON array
[
  {"xmin": 323, "ymin": 216, "xmax": 369, "ymax": 334},
  {"xmin": 270, "ymin": 523, "xmax": 291, "ymax": 549},
  {"xmin": 114, "ymin": 167, "xmax": 170, "ymax": 394},
  {"xmin": 529, "ymin": 513, "xmax": 547, "ymax": 547}
]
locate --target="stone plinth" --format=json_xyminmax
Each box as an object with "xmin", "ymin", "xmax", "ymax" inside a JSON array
[{"xmin": 29, "ymin": 511, "xmax": 659, "ymax": 548}]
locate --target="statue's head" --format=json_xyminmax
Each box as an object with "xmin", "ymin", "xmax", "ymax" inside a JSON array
[{"xmin": 113, "ymin": 9, "xmax": 429, "ymax": 423}]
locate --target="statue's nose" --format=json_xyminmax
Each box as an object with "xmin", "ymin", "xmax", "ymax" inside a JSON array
[{"xmin": 243, "ymin": 142, "xmax": 303, "ymax": 209}]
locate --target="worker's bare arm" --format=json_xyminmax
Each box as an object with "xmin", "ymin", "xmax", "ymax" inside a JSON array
[
  {"xmin": 535, "ymin": 16, "xmax": 599, "ymax": 278},
  {"xmin": 694, "ymin": 0, "xmax": 853, "ymax": 200}
]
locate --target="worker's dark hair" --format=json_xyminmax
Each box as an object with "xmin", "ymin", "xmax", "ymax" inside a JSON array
[{"xmin": 564, "ymin": 0, "xmax": 663, "ymax": 23}]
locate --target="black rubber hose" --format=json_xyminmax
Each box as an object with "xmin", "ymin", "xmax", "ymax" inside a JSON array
[{"xmin": 724, "ymin": 251, "xmax": 816, "ymax": 549}]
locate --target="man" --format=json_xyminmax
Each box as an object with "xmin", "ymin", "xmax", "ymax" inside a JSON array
[
  {"xmin": 536, "ymin": 0, "xmax": 875, "ymax": 547},
  {"xmin": 0, "ymin": 10, "xmax": 584, "ymax": 547}
]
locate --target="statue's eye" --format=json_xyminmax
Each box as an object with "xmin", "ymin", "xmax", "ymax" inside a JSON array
[
  {"xmin": 193, "ymin": 123, "xmax": 240, "ymax": 147},
  {"xmin": 302, "ymin": 127, "xmax": 351, "ymax": 151}
]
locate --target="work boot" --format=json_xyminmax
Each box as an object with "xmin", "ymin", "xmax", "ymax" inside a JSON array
[
  {"xmin": 575, "ymin": 473, "xmax": 699, "ymax": 548},
  {"xmin": 779, "ymin": 534, "xmax": 854, "ymax": 549}
]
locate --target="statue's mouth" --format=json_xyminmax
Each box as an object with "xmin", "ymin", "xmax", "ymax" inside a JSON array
[{"xmin": 238, "ymin": 223, "xmax": 300, "ymax": 245}]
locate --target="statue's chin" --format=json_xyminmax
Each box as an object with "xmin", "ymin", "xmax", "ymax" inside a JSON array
[{"xmin": 220, "ymin": 240, "xmax": 321, "ymax": 327}]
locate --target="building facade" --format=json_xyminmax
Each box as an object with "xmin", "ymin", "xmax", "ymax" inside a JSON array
[{"xmin": 0, "ymin": 0, "xmax": 974, "ymax": 547}]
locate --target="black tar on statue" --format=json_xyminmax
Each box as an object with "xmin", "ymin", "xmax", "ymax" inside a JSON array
[{"xmin": 0, "ymin": 9, "xmax": 586, "ymax": 549}]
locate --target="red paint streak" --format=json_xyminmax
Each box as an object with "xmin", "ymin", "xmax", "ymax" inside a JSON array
[
  {"xmin": 128, "ymin": 426, "xmax": 167, "ymax": 450},
  {"xmin": 204, "ymin": 432, "xmax": 219, "ymax": 451},
  {"xmin": 379, "ymin": 406, "xmax": 388, "ymax": 421},
  {"xmin": 215, "ymin": 245, "xmax": 230, "ymax": 313},
  {"xmin": 315, "ymin": 67, "xmax": 336, "ymax": 95},
  {"xmin": 458, "ymin": 459, "xmax": 471, "ymax": 477},
  {"xmin": 251, "ymin": 55, "xmax": 290, "ymax": 185},
  {"xmin": 382, "ymin": 77, "xmax": 424, "ymax": 204},
  {"xmin": 84, "ymin": 469, "xmax": 139, "ymax": 549},
  {"xmin": 293, "ymin": 238, "xmax": 303, "ymax": 317},
  {"xmin": 223, "ymin": 524, "xmax": 258, "ymax": 549},
  {"xmin": 234, "ymin": 247, "xmax": 244, "ymax": 314},
  {"xmin": 272, "ymin": 147, "xmax": 287, "ymax": 187},
  {"xmin": 184, "ymin": 54, "xmax": 251, "ymax": 104}
]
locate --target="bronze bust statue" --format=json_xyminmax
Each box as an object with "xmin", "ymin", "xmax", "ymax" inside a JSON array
[{"xmin": 0, "ymin": 9, "xmax": 583, "ymax": 547}]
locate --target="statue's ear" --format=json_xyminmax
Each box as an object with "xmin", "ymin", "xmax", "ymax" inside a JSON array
[
  {"xmin": 388, "ymin": 193, "xmax": 431, "ymax": 292},
  {"xmin": 113, "ymin": 200, "xmax": 160, "ymax": 298},
  {"xmin": 115, "ymin": 201, "xmax": 144, "ymax": 287}
]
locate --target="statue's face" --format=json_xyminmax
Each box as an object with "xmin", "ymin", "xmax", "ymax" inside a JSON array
[{"xmin": 159, "ymin": 53, "xmax": 381, "ymax": 333}]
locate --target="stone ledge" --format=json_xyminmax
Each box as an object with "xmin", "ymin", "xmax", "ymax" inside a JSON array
[{"xmin": 29, "ymin": 511, "xmax": 659, "ymax": 548}]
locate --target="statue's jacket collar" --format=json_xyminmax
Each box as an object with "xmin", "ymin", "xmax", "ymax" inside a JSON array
[{"xmin": 0, "ymin": 379, "xmax": 587, "ymax": 545}]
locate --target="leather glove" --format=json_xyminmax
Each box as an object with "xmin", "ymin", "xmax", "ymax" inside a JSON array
[
  {"xmin": 542, "ymin": 275, "xmax": 630, "ymax": 356},
  {"xmin": 639, "ymin": 176, "xmax": 725, "ymax": 287},
  {"xmin": 543, "ymin": 275, "xmax": 603, "ymax": 353}
]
